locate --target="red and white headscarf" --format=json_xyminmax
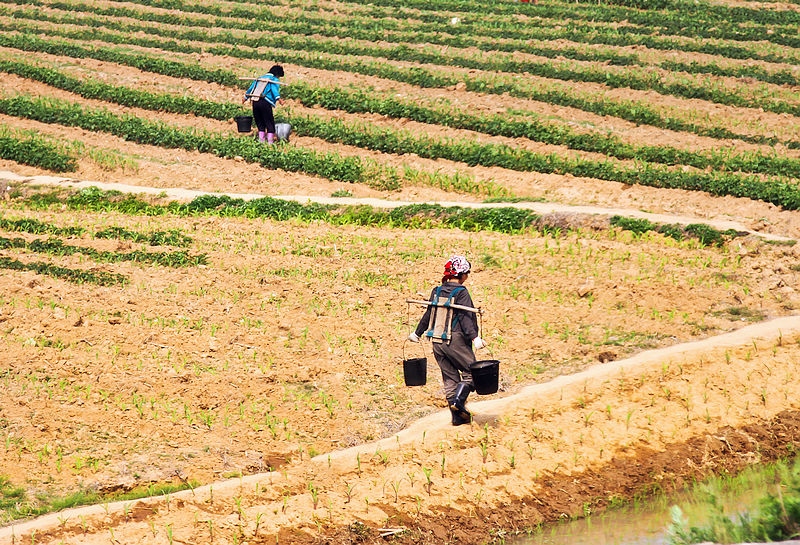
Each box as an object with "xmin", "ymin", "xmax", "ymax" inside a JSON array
[{"xmin": 443, "ymin": 255, "xmax": 471, "ymax": 282}]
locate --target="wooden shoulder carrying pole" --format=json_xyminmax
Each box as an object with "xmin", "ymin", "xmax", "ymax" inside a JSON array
[
  {"xmin": 238, "ymin": 77, "xmax": 289, "ymax": 85},
  {"xmin": 405, "ymin": 299, "xmax": 483, "ymax": 314}
]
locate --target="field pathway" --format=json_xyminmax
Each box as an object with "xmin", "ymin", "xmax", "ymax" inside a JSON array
[{"xmin": 0, "ymin": 170, "xmax": 793, "ymax": 242}]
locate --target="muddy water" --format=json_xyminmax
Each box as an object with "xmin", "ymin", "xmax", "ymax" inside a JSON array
[{"xmin": 514, "ymin": 477, "xmax": 770, "ymax": 545}]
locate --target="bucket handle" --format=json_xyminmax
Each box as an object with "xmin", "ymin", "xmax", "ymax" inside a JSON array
[
  {"xmin": 477, "ymin": 310, "xmax": 495, "ymax": 359},
  {"xmin": 402, "ymin": 337, "xmax": 426, "ymax": 363}
]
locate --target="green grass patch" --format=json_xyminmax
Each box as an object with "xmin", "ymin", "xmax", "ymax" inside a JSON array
[
  {"xmin": 0, "ymin": 256, "xmax": 127, "ymax": 286},
  {"xmin": 668, "ymin": 457, "xmax": 800, "ymax": 544},
  {"xmin": 0, "ymin": 476, "xmax": 198, "ymax": 525},
  {"xmin": 610, "ymin": 216, "xmax": 743, "ymax": 246},
  {"xmin": 94, "ymin": 226, "xmax": 192, "ymax": 247},
  {"xmin": 0, "ymin": 236, "xmax": 206, "ymax": 267}
]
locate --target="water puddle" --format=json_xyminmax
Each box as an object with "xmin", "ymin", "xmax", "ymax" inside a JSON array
[{"xmin": 513, "ymin": 465, "xmax": 780, "ymax": 545}]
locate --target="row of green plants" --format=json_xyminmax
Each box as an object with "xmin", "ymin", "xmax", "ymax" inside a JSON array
[
  {"xmin": 330, "ymin": 0, "xmax": 800, "ymax": 42},
  {"xmin": 2, "ymin": 32, "xmax": 787, "ymax": 151},
  {"xmin": 112, "ymin": 0, "xmax": 799, "ymax": 52},
  {"xmin": 21, "ymin": 186, "xmax": 743, "ymax": 246},
  {"xmin": 609, "ymin": 216, "xmax": 741, "ymax": 247},
  {"xmin": 0, "ymin": 217, "xmax": 84, "ymax": 237},
  {"xmin": 84, "ymin": 0, "xmax": 800, "ymax": 68},
  {"xmin": 0, "ymin": 94, "xmax": 403, "ymax": 191},
  {"xmin": 6, "ymin": 59, "xmax": 798, "ymax": 180},
  {"xmin": 5, "ymin": 71, "xmax": 800, "ymax": 210},
  {"xmin": 0, "ymin": 216, "xmax": 193, "ymax": 246},
  {"xmin": 0, "ymin": 1, "xmax": 642, "ymax": 68},
  {"xmin": 8, "ymin": 10, "xmax": 798, "ymax": 116},
  {"xmin": 0, "ymin": 236, "xmax": 207, "ymax": 267},
  {"xmin": 50, "ymin": 0, "xmax": 798, "ymax": 86},
  {"xmin": 0, "ymin": 133, "xmax": 76, "ymax": 172},
  {"xmin": 0, "ymin": 256, "xmax": 126, "ymax": 286},
  {"xmin": 94, "ymin": 226, "xmax": 192, "ymax": 247}
]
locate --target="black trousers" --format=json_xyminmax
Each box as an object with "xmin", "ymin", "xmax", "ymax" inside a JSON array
[{"xmin": 252, "ymin": 99, "xmax": 275, "ymax": 133}]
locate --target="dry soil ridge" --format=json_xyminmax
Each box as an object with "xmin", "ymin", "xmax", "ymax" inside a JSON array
[{"xmin": 0, "ymin": 170, "xmax": 792, "ymax": 243}]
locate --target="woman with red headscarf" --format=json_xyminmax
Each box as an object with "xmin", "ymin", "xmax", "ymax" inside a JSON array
[{"xmin": 408, "ymin": 256, "xmax": 486, "ymax": 426}]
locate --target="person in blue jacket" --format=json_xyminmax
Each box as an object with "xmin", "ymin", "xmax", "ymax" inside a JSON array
[
  {"xmin": 408, "ymin": 256, "xmax": 487, "ymax": 426},
  {"xmin": 242, "ymin": 65, "xmax": 284, "ymax": 144}
]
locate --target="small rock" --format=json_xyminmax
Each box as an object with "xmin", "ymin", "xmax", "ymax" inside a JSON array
[{"xmin": 577, "ymin": 282, "xmax": 594, "ymax": 298}]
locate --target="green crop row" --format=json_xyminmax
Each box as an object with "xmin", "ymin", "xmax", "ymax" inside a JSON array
[
  {"xmin": 0, "ymin": 133, "xmax": 76, "ymax": 172},
  {"xmin": 46, "ymin": 187, "xmax": 543, "ymax": 234},
  {"xmin": 30, "ymin": 0, "xmax": 796, "ymax": 87},
  {"xmin": 0, "ymin": 216, "xmax": 192, "ymax": 246},
  {"xmin": 0, "ymin": 1, "xmax": 641, "ymax": 68},
  {"xmin": 113, "ymin": 0, "xmax": 799, "ymax": 52},
  {"xmin": 0, "ymin": 217, "xmax": 84, "ymax": 237},
  {"xmin": 609, "ymin": 216, "xmax": 740, "ymax": 246},
  {"xmin": 94, "ymin": 226, "xmax": 192, "ymax": 247},
  {"xmin": 64, "ymin": 0, "xmax": 800, "ymax": 68},
  {"xmin": 19, "ymin": 186, "xmax": 740, "ymax": 246},
  {"xmin": 8, "ymin": 11, "xmax": 797, "ymax": 116},
  {"xmin": 0, "ymin": 94, "xmax": 403, "ymax": 191},
  {"xmin": 0, "ymin": 236, "xmax": 207, "ymax": 267},
  {"xmin": 2, "ymin": 31, "xmax": 786, "ymax": 152},
  {"xmin": 6, "ymin": 73, "xmax": 800, "ymax": 210},
  {"xmin": 0, "ymin": 256, "xmax": 126, "ymax": 285},
  {"xmin": 326, "ymin": 0, "xmax": 799, "ymax": 43},
  {"xmin": 7, "ymin": 59, "xmax": 798, "ymax": 181}
]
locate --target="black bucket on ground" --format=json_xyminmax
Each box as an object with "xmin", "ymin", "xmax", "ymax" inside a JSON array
[
  {"xmin": 234, "ymin": 115, "xmax": 253, "ymax": 133},
  {"xmin": 403, "ymin": 357, "xmax": 427, "ymax": 386},
  {"xmin": 471, "ymin": 360, "xmax": 499, "ymax": 395}
]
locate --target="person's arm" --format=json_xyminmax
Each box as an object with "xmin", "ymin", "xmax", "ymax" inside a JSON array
[
  {"xmin": 454, "ymin": 289, "xmax": 479, "ymax": 341},
  {"xmin": 414, "ymin": 288, "xmax": 436, "ymax": 337}
]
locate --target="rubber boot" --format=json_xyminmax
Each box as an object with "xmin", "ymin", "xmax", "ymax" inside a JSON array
[
  {"xmin": 258, "ymin": 131, "xmax": 266, "ymax": 143},
  {"xmin": 267, "ymin": 132, "xmax": 275, "ymax": 145},
  {"xmin": 449, "ymin": 382, "xmax": 472, "ymax": 424},
  {"xmin": 449, "ymin": 403, "xmax": 471, "ymax": 426}
]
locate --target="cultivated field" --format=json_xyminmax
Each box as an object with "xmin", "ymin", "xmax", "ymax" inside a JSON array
[{"xmin": 2, "ymin": 0, "xmax": 800, "ymax": 543}]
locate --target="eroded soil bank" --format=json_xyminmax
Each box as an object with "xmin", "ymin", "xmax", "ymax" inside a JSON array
[{"xmin": 5, "ymin": 318, "xmax": 800, "ymax": 545}]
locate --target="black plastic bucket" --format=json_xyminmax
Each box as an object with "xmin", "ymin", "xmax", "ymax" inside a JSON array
[
  {"xmin": 234, "ymin": 115, "xmax": 253, "ymax": 133},
  {"xmin": 471, "ymin": 360, "xmax": 499, "ymax": 395},
  {"xmin": 403, "ymin": 357, "xmax": 427, "ymax": 386}
]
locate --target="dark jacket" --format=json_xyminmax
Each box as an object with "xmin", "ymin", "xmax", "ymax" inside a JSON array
[{"xmin": 414, "ymin": 281, "xmax": 479, "ymax": 341}]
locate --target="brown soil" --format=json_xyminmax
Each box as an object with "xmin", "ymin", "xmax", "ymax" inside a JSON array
[
  {"xmin": 6, "ymin": 307, "xmax": 800, "ymax": 544},
  {"xmin": 2, "ymin": 6, "xmax": 800, "ymax": 542}
]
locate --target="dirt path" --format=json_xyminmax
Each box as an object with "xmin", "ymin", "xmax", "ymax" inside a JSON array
[{"xmin": 2, "ymin": 171, "xmax": 792, "ymax": 243}]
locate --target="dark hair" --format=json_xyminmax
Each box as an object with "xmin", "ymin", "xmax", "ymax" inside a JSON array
[{"xmin": 268, "ymin": 65, "xmax": 284, "ymax": 77}]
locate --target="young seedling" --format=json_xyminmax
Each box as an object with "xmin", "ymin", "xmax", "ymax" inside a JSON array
[
  {"xmin": 308, "ymin": 482, "xmax": 319, "ymax": 510},
  {"xmin": 344, "ymin": 482, "xmax": 354, "ymax": 504},
  {"xmin": 479, "ymin": 441, "xmax": 489, "ymax": 464},
  {"xmin": 422, "ymin": 467, "xmax": 433, "ymax": 495}
]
